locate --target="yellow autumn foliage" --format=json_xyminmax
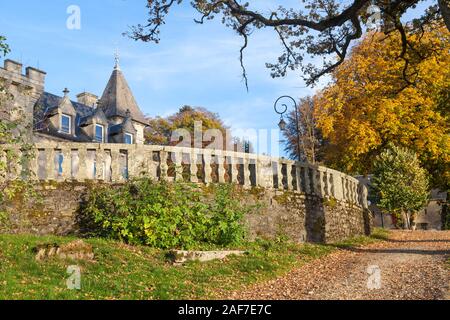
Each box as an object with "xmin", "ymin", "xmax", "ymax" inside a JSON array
[{"xmin": 315, "ymin": 24, "xmax": 450, "ymax": 188}]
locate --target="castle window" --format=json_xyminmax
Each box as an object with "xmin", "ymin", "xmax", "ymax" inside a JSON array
[
  {"xmin": 61, "ymin": 114, "xmax": 71, "ymax": 134},
  {"xmin": 95, "ymin": 124, "xmax": 104, "ymax": 143},
  {"xmin": 124, "ymin": 133, "xmax": 133, "ymax": 144}
]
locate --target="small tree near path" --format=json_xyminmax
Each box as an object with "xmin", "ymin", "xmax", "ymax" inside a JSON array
[{"xmin": 371, "ymin": 144, "xmax": 429, "ymax": 229}]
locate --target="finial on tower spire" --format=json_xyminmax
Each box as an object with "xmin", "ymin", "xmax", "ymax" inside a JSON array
[{"xmin": 114, "ymin": 48, "xmax": 120, "ymax": 71}]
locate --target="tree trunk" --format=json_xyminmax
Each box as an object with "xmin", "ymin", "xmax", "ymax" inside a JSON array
[
  {"xmin": 439, "ymin": 0, "xmax": 450, "ymax": 32},
  {"xmin": 402, "ymin": 211, "xmax": 411, "ymax": 230}
]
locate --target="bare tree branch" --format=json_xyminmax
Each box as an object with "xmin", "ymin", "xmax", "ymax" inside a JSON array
[{"xmin": 128, "ymin": 0, "xmax": 449, "ymax": 87}]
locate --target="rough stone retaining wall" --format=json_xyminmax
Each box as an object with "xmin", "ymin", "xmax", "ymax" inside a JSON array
[{"xmin": 0, "ymin": 182, "xmax": 371, "ymax": 244}]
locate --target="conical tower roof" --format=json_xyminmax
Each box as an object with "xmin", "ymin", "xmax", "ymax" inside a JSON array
[{"xmin": 99, "ymin": 62, "xmax": 147, "ymax": 125}]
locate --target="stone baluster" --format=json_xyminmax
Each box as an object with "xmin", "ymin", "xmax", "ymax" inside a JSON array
[
  {"xmin": 189, "ymin": 152, "xmax": 198, "ymax": 183},
  {"xmin": 174, "ymin": 152, "xmax": 183, "ymax": 182},
  {"xmin": 241, "ymin": 157, "xmax": 250, "ymax": 188},
  {"xmin": 341, "ymin": 177, "xmax": 347, "ymax": 201},
  {"xmin": 277, "ymin": 160, "xmax": 283, "ymax": 190},
  {"xmin": 125, "ymin": 147, "xmax": 134, "ymax": 179},
  {"xmin": 95, "ymin": 149, "xmax": 105, "ymax": 181},
  {"xmin": 303, "ymin": 166, "xmax": 311, "ymax": 194},
  {"xmin": 27, "ymin": 148, "xmax": 39, "ymax": 181},
  {"xmin": 349, "ymin": 179, "xmax": 355, "ymax": 203},
  {"xmin": 349, "ymin": 180, "xmax": 354, "ymax": 203},
  {"xmin": 61, "ymin": 147, "xmax": 72, "ymax": 181},
  {"xmin": 133, "ymin": 146, "xmax": 146, "ymax": 179},
  {"xmin": 319, "ymin": 168, "xmax": 327, "ymax": 197},
  {"xmin": 231, "ymin": 156, "xmax": 239, "ymax": 184},
  {"xmin": 145, "ymin": 150, "xmax": 158, "ymax": 181},
  {"xmin": 203, "ymin": 152, "xmax": 212, "ymax": 184},
  {"xmin": 110, "ymin": 148, "xmax": 122, "ymax": 182},
  {"xmin": 217, "ymin": 154, "xmax": 226, "ymax": 183},
  {"xmin": 309, "ymin": 167, "xmax": 318, "ymax": 195},
  {"xmin": 257, "ymin": 157, "xmax": 272, "ymax": 189},
  {"xmin": 45, "ymin": 148, "xmax": 55, "ymax": 181},
  {"xmin": 295, "ymin": 163, "xmax": 302, "ymax": 192},
  {"xmin": 325, "ymin": 171, "xmax": 332, "ymax": 197},
  {"xmin": 103, "ymin": 150, "xmax": 112, "ymax": 182},
  {"xmin": 159, "ymin": 150, "xmax": 169, "ymax": 181},
  {"xmin": 286, "ymin": 163, "xmax": 294, "ymax": 191},
  {"xmin": 347, "ymin": 179, "xmax": 352, "ymax": 202},
  {"xmin": 328, "ymin": 172, "xmax": 339, "ymax": 199},
  {"xmin": 333, "ymin": 173, "xmax": 343, "ymax": 201},
  {"xmin": 76, "ymin": 148, "xmax": 86, "ymax": 182},
  {"xmin": 353, "ymin": 181, "xmax": 359, "ymax": 204}
]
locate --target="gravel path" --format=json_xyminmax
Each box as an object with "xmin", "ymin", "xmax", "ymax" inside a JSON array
[{"xmin": 228, "ymin": 231, "xmax": 450, "ymax": 300}]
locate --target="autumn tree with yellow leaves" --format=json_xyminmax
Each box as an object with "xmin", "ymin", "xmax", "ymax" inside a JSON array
[{"xmin": 315, "ymin": 24, "xmax": 449, "ymax": 189}]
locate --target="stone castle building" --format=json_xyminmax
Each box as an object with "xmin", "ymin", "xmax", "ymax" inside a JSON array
[{"xmin": 0, "ymin": 58, "xmax": 148, "ymax": 144}]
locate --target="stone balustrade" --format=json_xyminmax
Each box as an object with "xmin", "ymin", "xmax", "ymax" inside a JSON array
[{"xmin": 0, "ymin": 142, "xmax": 368, "ymax": 208}]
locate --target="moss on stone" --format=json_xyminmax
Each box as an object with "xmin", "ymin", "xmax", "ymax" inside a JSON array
[
  {"xmin": 323, "ymin": 197, "xmax": 338, "ymax": 208},
  {"xmin": 248, "ymin": 186, "xmax": 266, "ymax": 200}
]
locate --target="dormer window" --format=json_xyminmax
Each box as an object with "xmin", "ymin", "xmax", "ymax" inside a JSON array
[
  {"xmin": 95, "ymin": 124, "xmax": 105, "ymax": 143},
  {"xmin": 61, "ymin": 114, "xmax": 71, "ymax": 134},
  {"xmin": 124, "ymin": 133, "xmax": 133, "ymax": 144}
]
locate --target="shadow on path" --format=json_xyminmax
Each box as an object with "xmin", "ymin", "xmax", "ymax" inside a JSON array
[
  {"xmin": 378, "ymin": 239, "xmax": 450, "ymax": 244},
  {"xmin": 335, "ymin": 247, "xmax": 450, "ymax": 256}
]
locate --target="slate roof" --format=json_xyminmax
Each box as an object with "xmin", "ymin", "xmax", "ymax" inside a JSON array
[
  {"xmin": 79, "ymin": 106, "xmax": 108, "ymax": 127},
  {"xmin": 109, "ymin": 115, "xmax": 137, "ymax": 136},
  {"xmin": 35, "ymin": 92, "xmax": 94, "ymax": 119},
  {"xmin": 32, "ymin": 64, "xmax": 148, "ymax": 142},
  {"xmin": 34, "ymin": 92, "xmax": 95, "ymax": 142},
  {"xmin": 99, "ymin": 67, "xmax": 147, "ymax": 125}
]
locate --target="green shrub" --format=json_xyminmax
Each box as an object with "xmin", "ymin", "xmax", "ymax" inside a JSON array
[
  {"xmin": 371, "ymin": 144, "xmax": 429, "ymax": 229},
  {"xmin": 81, "ymin": 179, "xmax": 252, "ymax": 249}
]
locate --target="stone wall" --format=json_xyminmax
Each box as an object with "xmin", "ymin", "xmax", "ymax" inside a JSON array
[
  {"xmin": 0, "ymin": 59, "xmax": 46, "ymax": 142},
  {"xmin": 1, "ymin": 142, "xmax": 371, "ymax": 243},
  {"xmin": 0, "ymin": 182, "xmax": 371, "ymax": 243},
  {"xmin": 0, "ymin": 142, "xmax": 369, "ymax": 209},
  {"xmin": 244, "ymin": 190, "xmax": 371, "ymax": 243}
]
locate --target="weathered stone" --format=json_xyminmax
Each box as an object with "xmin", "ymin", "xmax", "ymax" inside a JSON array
[
  {"xmin": 34, "ymin": 240, "xmax": 94, "ymax": 262},
  {"xmin": 168, "ymin": 250, "xmax": 246, "ymax": 265}
]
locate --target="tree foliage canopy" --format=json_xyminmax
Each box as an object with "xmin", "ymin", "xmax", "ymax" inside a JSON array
[
  {"xmin": 0, "ymin": 36, "xmax": 9, "ymax": 57},
  {"xmin": 314, "ymin": 25, "xmax": 449, "ymax": 189},
  {"xmin": 371, "ymin": 144, "xmax": 429, "ymax": 228},
  {"xmin": 129, "ymin": 0, "xmax": 450, "ymax": 87},
  {"xmin": 145, "ymin": 105, "xmax": 229, "ymax": 147}
]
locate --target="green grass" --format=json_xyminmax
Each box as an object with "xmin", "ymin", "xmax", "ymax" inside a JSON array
[
  {"xmin": 331, "ymin": 228, "xmax": 390, "ymax": 249},
  {"xmin": 0, "ymin": 229, "xmax": 389, "ymax": 300}
]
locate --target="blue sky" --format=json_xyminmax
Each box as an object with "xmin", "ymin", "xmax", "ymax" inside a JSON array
[{"xmin": 0, "ymin": 0, "xmax": 432, "ymax": 155}]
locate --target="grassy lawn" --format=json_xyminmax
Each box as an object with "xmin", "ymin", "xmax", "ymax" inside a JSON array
[{"xmin": 0, "ymin": 229, "xmax": 389, "ymax": 300}]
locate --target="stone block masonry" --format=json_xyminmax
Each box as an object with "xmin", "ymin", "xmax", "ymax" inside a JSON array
[{"xmin": 0, "ymin": 182, "xmax": 371, "ymax": 244}]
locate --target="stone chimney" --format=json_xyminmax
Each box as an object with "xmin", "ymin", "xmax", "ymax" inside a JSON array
[
  {"xmin": 26, "ymin": 66, "xmax": 46, "ymax": 84},
  {"xmin": 77, "ymin": 92, "xmax": 98, "ymax": 108},
  {"xmin": 4, "ymin": 59, "xmax": 23, "ymax": 74}
]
